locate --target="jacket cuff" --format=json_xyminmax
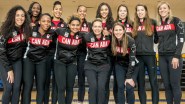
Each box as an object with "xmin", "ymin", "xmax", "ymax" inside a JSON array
[{"xmin": 174, "ymin": 54, "xmax": 181, "ymax": 59}]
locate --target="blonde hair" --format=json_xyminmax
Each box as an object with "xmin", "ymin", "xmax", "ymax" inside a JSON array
[
  {"xmin": 132, "ymin": 4, "xmax": 153, "ymax": 38},
  {"xmin": 112, "ymin": 22, "xmax": 128, "ymax": 56},
  {"xmin": 156, "ymin": 1, "xmax": 173, "ymax": 25}
]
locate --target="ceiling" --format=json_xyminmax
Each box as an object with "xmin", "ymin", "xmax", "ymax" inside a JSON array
[{"xmin": 0, "ymin": 0, "xmax": 185, "ymax": 22}]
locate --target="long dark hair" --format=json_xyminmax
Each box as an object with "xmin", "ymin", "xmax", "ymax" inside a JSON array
[
  {"xmin": 0, "ymin": 5, "xmax": 31, "ymax": 40},
  {"xmin": 96, "ymin": 2, "xmax": 114, "ymax": 30},
  {"xmin": 132, "ymin": 4, "xmax": 153, "ymax": 37},
  {"xmin": 27, "ymin": 2, "xmax": 42, "ymax": 22}
]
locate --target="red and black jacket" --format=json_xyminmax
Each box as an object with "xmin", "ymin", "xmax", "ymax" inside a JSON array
[
  {"xmin": 48, "ymin": 18, "xmax": 67, "ymax": 55},
  {"xmin": 0, "ymin": 26, "xmax": 26, "ymax": 72},
  {"xmin": 156, "ymin": 17, "xmax": 184, "ymax": 58},
  {"xmin": 117, "ymin": 19, "xmax": 133, "ymax": 36},
  {"xmin": 84, "ymin": 32, "xmax": 111, "ymax": 65},
  {"xmin": 114, "ymin": 35, "xmax": 136, "ymax": 79},
  {"xmin": 24, "ymin": 26, "xmax": 55, "ymax": 62},
  {"xmin": 134, "ymin": 19, "xmax": 158, "ymax": 55},
  {"xmin": 77, "ymin": 19, "xmax": 92, "ymax": 55},
  {"xmin": 54, "ymin": 28, "xmax": 84, "ymax": 63}
]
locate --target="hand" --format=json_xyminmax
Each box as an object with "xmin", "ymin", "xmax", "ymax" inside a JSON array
[
  {"xmin": 7, "ymin": 70, "xmax": 14, "ymax": 83},
  {"xmin": 171, "ymin": 58, "xmax": 179, "ymax": 69},
  {"xmin": 103, "ymin": 28, "xmax": 110, "ymax": 36},
  {"xmin": 125, "ymin": 78, "xmax": 135, "ymax": 87},
  {"xmin": 30, "ymin": 23, "xmax": 36, "ymax": 27}
]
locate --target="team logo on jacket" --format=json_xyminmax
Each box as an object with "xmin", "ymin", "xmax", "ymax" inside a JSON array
[
  {"xmin": 91, "ymin": 37, "xmax": 95, "ymax": 42},
  {"xmin": 76, "ymin": 35, "xmax": 79, "ymax": 39},
  {"xmin": 156, "ymin": 24, "xmax": 175, "ymax": 31},
  {"xmin": 29, "ymin": 37, "xmax": 52, "ymax": 46},
  {"xmin": 46, "ymin": 34, "xmax": 50, "ymax": 39},
  {"xmin": 12, "ymin": 31, "xmax": 17, "ymax": 36},
  {"xmin": 58, "ymin": 35, "xmax": 81, "ymax": 46},
  {"xmin": 61, "ymin": 24, "xmax": 64, "ymax": 27},
  {"xmin": 32, "ymin": 32, "xmax": 37, "ymax": 37},
  {"xmin": 87, "ymin": 40, "xmax": 110, "ymax": 48},
  {"xmin": 8, "ymin": 34, "xmax": 24, "ymax": 44},
  {"xmin": 64, "ymin": 32, "xmax": 69, "ymax": 37}
]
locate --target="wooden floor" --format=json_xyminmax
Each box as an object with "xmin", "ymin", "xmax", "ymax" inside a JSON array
[{"xmin": 0, "ymin": 90, "xmax": 185, "ymax": 104}]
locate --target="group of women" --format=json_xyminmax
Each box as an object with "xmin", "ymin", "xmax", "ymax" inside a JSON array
[{"xmin": 0, "ymin": 1, "xmax": 184, "ymax": 104}]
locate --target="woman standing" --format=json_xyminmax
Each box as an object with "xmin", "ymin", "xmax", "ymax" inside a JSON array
[
  {"xmin": 27, "ymin": 2, "xmax": 42, "ymax": 27},
  {"xmin": 84, "ymin": 18, "xmax": 111, "ymax": 104},
  {"xmin": 0, "ymin": 5, "xmax": 31, "ymax": 104},
  {"xmin": 76, "ymin": 5, "xmax": 92, "ymax": 104},
  {"xmin": 156, "ymin": 1, "xmax": 184, "ymax": 104},
  {"xmin": 22, "ymin": 13, "xmax": 54, "ymax": 104},
  {"xmin": 132, "ymin": 4, "xmax": 159, "ymax": 104},
  {"xmin": 96, "ymin": 3, "xmax": 114, "ymax": 103},
  {"xmin": 112, "ymin": 22, "xmax": 136, "ymax": 104},
  {"xmin": 44, "ymin": 1, "xmax": 67, "ymax": 104},
  {"xmin": 54, "ymin": 15, "xmax": 83, "ymax": 104}
]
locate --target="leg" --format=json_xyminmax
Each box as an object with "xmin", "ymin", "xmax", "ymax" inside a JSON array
[
  {"xmin": 144, "ymin": 56, "xmax": 159, "ymax": 104},
  {"xmin": 54, "ymin": 60, "xmax": 66, "ymax": 104},
  {"xmin": 114, "ymin": 64, "xmax": 126, "ymax": 104},
  {"xmin": 44, "ymin": 55, "xmax": 53, "ymax": 104},
  {"xmin": 77, "ymin": 54, "xmax": 86, "ymax": 103},
  {"xmin": 137, "ymin": 56, "xmax": 146, "ymax": 104},
  {"xmin": 22, "ymin": 58, "xmax": 35, "ymax": 104},
  {"xmin": 168, "ymin": 56, "xmax": 182, "ymax": 104},
  {"xmin": 35, "ymin": 60, "xmax": 47, "ymax": 104},
  {"xmin": 97, "ymin": 64, "xmax": 110, "ymax": 104},
  {"xmin": 85, "ymin": 62, "xmax": 97, "ymax": 104},
  {"xmin": 159, "ymin": 56, "xmax": 173, "ymax": 104},
  {"xmin": 66, "ymin": 62, "xmax": 77, "ymax": 104},
  {"xmin": 0, "ymin": 63, "xmax": 13, "ymax": 104},
  {"xmin": 11, "ymin": 60, "xmax": 22, "ymax": 104}
]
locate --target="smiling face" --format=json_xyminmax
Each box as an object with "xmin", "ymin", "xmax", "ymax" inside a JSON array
[
  {"xmin": 53, "ymin": 4, "xmax": 62, "ymax": 18},
  {"xmin": 136, "ymin": 6, "xmax": 146, "ymax": 19},
  {"xmin": 77, "ymin": 6, "xmax": 87, "ymax": 19},
  {"xmin": 69, "ymin": 20, "xmax": 80, "ymax": 34},
  {"xmin": 158, "ymin": 3, "xmax": 170, "ymax": 19},
  {"xmin": 15, "ymin": 10, "xmax": 25, "ymax": 28},
  {"xmin": 113, "ymin": 25, "xmax": 125, "ymax": 40},
  {"xmin": 100, "ymin": 5, "xmax": 109, "ymax": 19},
  {"xmin": 92, "ymin": 21, "xmax": 103, "ymax": 36},
  {"xmin": 39, "ymin": 15, "xmax": 51, "ymax": 31},
  {"xmin": 32, "ymin": 3, "xmax": 41, "ymax": 17},
  {"xmin": 118, "ymin": 6, "xmax": 127, "ymax": 20}
]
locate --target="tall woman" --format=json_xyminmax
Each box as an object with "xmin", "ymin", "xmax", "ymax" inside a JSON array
[
  {"xmin": 132, "ymin": 4, "xmax": 159, "ymax": 104},
  {"xmin": 54, "ymin": 15, "xmax": 83, "ymax": 104},
  {"xmin": 44, "ymin": 1, "xmax": 67, "ymax": 104},
  {"xmin": 84, "ymin": 18, "xmax": 111, "ymax": 104},
  {"xmin": 156, "ymin": 1, "xmax": 184, "ymax": 104},
  {"xmin": 112, "ymin": 22, "xmax": 136, "ymax": 104},
  {"xmin": 76, "ymin": 5, "xmax": 92, "ymax": 104},
  {"xmin": 0, "ymin": 5, "xmax": 31, "ymax": 104},
  {"xmin": 96, "ymin": 3, "xmax": 114, "ymax": 103},
  {"xmin": 22, "ymin": 13, "xmax": 54, "ymax": 104},
  {"xmin": 27, "ymin": 2, "xmax": 42, "ymax": 27}
]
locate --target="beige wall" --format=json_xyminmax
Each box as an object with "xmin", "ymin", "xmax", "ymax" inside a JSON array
[{"xmin": 0, "ymin": 0, "xmax": 185, "ymax": 22}]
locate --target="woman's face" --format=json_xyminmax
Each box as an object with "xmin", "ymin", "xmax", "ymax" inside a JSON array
[
  {"xmin": 136, "ymin": 6, "xmax": 146, "ymax": 19},
  {"xmin": 68, "ymin": 20, "xmax": 80, "ymax": 34},
  {"xmin": 15, "ymin": 10, "xmax": 25, "ymax": 28},
  {"xmin": 32, "ymin": 3, "xmax": 41, "ymax": 17},
  {"xmin": 53, "ymin": 4, "xmax": 62, "ymax": 18},
  {"xmin": 113, "ymin": 25, "xmax": 125, "ymax": 40},
  {"xmin": 39, "ymin": 15, "xmax": 51, "ymax": 31},
  {"xmin": 100, "ymin": 5, "xmax": 109, "ymax": 19},
  {"xmin": 77, "ymin": 6, "xmax": 87, "ymax": 19},
  {"xmin": 92, "ymin": 21, "xmax": 103, "ymax": 35},
  {"xmin": 159, "ymin": 4, "xmax": 170, "ymax": 19},
  {"xmin": 118, "ymin": 6, "xmax": 127, "ymax": 20}
]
